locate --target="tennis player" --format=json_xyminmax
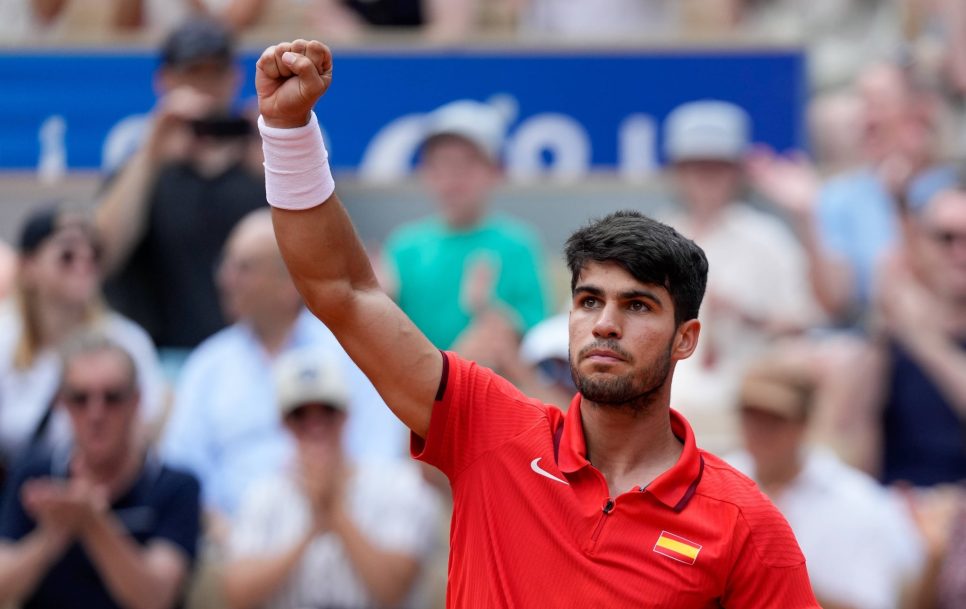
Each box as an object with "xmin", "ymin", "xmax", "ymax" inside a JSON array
[{"xmin": 256, "ymin": 39, "xmax": 820, "ymax": 608}]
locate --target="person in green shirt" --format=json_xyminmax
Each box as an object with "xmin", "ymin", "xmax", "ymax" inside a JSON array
[{"xmin": 383, "ymin": 100, "xmax": 549, "ymax": 351}]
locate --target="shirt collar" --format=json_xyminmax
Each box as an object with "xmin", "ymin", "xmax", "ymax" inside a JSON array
[{"xmin": 557, "ymin": 396, "xmax": 704, "ymax": 511}]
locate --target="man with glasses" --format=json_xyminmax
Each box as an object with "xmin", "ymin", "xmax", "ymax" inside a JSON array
[
  {"xmin": 0, "ymin": 332, "xmax": 201, "ymax": 609},
  {"xmin": 838, "ymin": 187, "xmax": 966, "ymax": 486},
  {"xmin": 222, "ymin": 347, "xmax": 440, "ymax": 609}
]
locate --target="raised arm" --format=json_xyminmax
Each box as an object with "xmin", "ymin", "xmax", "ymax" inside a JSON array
[{"xmin": 256, "ymin": 40, "xmax": 440, "ymax": 438}]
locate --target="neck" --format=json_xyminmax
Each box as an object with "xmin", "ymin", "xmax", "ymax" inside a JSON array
[
  {"xmin": 686, "ymin": 202, "xmax": 727, "ymax": 236},
  {"xmin": 250, "ymin": 308, "xmax": 300, "ymax": 356},
  {"xmin": 36, "ymin": 298, "xmax": 90, "ymax": 348},
  {"xmin": 755, "ymin": 455, "xmax": 803, "ymax": 496},
  {"xmin": 580, "ymin": 392, "xmax": 682, "ymax": 497},
  {"xmin": 73, "ymin": 442, "xmax": 143, "ymax": 498},
  {"xmin": 444, "ymin": 207, "xmax": 486, "ymax": 231}
]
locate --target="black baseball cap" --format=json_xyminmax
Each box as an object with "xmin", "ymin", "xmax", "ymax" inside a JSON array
[
  {"xmin": 160, "ymin": 18, "xmax": 234, "ymax": 68},
  {"xmin": 18, "ymin": 206, "xmax": 96, "ymax": 256}
]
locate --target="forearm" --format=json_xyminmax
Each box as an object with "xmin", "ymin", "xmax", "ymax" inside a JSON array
[
  {"xmin": 0, "ymin": 531, "xmax": 67, "ymax": 603},
  {"xmin": 222, "ymin": 533, "xmax": 313, "ymax": 609},
  {"xmin": 273, "ymin": 200, "xmax": 381, "ymax": 320},
  {"xmin": 79, "ymin": 514, "xmax": 182, "ymax": 609},
  {"xmin": 792, "ymin": 215, "xmax": 854, "ymax": 320},
  {"xmin": 95, "ymin": 147, "xmax": 159, "ymax": 275},
  {"xmin": 31, "ymin": 0, "xmax": 67, "ymax": 23},
  {"xmin": 331, "ymin": 507, "xmax": 420, "ymax": 606}
]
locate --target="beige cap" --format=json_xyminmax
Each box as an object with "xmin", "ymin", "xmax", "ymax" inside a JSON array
[
  {"xmin": 664, "ymin": 100, "xmax": 750, "ymax": 163},
  {"xmin": 737, "ymin": 358, "xmax": 815, "ymax": 421},
  {"xmin": 274, "ymin": 347, "xmax": 350, "ymax": 417},
  {"xmin": 422, "ymin": 99, "xmax": 510, "ymax": 163}
]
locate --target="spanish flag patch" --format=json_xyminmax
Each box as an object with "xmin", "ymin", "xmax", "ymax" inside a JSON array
[{"xmin": 653, "ymin": 531, "xmax": 702, "ymax": 565}]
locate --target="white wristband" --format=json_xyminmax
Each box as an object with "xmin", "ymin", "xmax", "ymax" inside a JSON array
[{"xmin": 258, "ymin": 111, "xmax": 335, "ymax": 210}]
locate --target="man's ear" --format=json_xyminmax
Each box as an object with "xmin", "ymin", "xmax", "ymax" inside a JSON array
[{"xmin": 671, "ymin": 319, "xmax": 701, "ymax": 361}]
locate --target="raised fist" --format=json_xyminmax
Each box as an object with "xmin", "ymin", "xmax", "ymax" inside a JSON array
[{"xmin": 255, "ymin": 39, "xmax": 333, "ymax": 129}]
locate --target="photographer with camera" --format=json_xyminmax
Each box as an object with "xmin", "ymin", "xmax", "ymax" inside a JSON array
[{"xmin": 95, "ymin": 18, "xmax": 265, "ymax": 362}]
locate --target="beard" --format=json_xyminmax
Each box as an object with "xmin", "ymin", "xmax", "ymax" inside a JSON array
[{"xmin": 570, "ymin": 338, "xmax": 673, "ymax": 413}]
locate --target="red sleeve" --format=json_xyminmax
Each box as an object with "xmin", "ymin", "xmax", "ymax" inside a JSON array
[
  {"xmin": 411, "ymin": 351, "xmax": 548, "ymax": 481},
  {"xmin": 721, "ymin": 503, "xmax": 821, "ymax": 608}
]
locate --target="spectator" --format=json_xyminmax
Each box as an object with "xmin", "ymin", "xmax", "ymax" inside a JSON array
[
  {"xmin": 111, "ymin": 0, "xmax": 270, "ymax": 33},
  {"xmin": 0, "ymin": 0, "xmax": 72, "ymax": 42},
  {"xmin": 513, "ymin": 0, "xmax": 681, "ymax": 40},
  {"xmin": 312, "ymin": 0, "xmax": 479, "ymax": 42},
  {"xmin": 0, "ymin": 332, "xmax": 200, "ymax": 609},
  {"xmin": 382, "ymin": 99, "xmax": 550, "ymax": 353},
  {"xmin": 749, "ymin": 61, "xmax": 956, "ymax": 325},
  {"xmin": 833, "ymin": 187, "xmax": 966, "ymax": 486},
  {"xmin": 737, "ymin": 0, "xmax": 903, "ymax": 89},
  {"xmin": 160, "ymin": 210, "xmax": 405, "ymax": 530},
  {"xmin": 727, "ymin": 352, "xmax": 925, "ymax": 609},
  {"xmin": 660, "ymin": 100, "xmax": 819, "ymax": 454},
  {"xmin": 222, "ymin": 346, "xmax": 440, "ymax": 609},
  {"xmin": 96, "ymin": 18, "xmax": 265, "ymax": 359},
  {"xmin": 0, "ymin": 207, "xmax": 164, "ymax": 478}
]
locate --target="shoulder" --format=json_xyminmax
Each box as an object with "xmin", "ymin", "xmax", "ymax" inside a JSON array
[
  {"xmin": 155, "ymin": 463, "xmax": 202, "ymax": 498},
  {"xmin": 445, "ymin": 351, "xmax": 553, "ymax": 415},
  {"xmin": 236, "ymin": 473, "xmax": 302, "ymax": 517},
  {"xmin": 385, "ymin": 216, "xmax": 442, "ymax": 250},
  {"xmin": 179, "ymin": 324, "xmax": 245, "ymax": 373},
  {"xmin": 725, "ymin": 204, "xmax": 799, "ymax": 248},
  {"xmin": 819, "ymin": 168, "xmax": 878, "ymax": 204},
  {"xmin": 801, "ymin": 450, "xmax": 893, "ymax": 505},
  {"xmin": 354, "ymin": 460, "xmax": 433, "ymax": 499},
  {"xmin": 6, "ymin": 451, "xmax": 55, "ymax": 486},
  {"xmin": 697, "ymin": 452, "xmax": 805, "ymax": 568},
  {"xmin": 484, "ymin": 214, "xmax": 543, "ymax": 249},
  {"xmin": 97, "ymin": 312, "xmax": 157, "ymax": 352}
]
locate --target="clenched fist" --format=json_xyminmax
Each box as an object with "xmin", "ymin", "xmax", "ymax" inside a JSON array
[{"xmin": 255, "ymin": 39, "xmax": 333, "ymax": 129}]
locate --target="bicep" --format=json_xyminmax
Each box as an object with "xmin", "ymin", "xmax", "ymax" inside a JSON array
[{"xmin": 271, "ymin": 199, "xmax": 441, "ymax": 439}]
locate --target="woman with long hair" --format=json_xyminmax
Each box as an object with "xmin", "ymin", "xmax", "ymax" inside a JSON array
[{"xmin": 0, "ymin": 207, "xmax": 165, "ymax": 470}]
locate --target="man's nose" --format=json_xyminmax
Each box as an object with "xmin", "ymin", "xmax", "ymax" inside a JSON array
[{"xmin": 592, "ymin": 303, "xmax": 621, "ymax": 339}]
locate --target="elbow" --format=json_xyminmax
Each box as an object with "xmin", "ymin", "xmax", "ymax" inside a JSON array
[
  {"xmin": 370, "ymin": 582, "xmax": 412, "ymax": 608},
  {"xmin": 221, "ymin": 572, "xmax": 257, "ymax": 609},
  {"xmin": 367, "ymin": 562, "xmax": 421, "ymax": 608}
]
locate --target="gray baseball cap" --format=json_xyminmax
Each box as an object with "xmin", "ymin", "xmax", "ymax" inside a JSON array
[{"xmin": 664, "ymin": 100, "xmax": 750, "ymax": 163}]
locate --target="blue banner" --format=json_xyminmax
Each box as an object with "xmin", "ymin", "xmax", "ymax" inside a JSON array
[{"xmin": 0, "ymin": 48, "xmax": 805, "ymax": 178}]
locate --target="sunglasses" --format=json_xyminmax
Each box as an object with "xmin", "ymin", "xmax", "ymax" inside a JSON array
[
  {"xmin": 928, "ymin": 229, "xmax": 966, "ymax": 248},
  {"xmin": 56, "ymin": 244, "xmax": 103, "ymax": 269},
  {"xmin": 285, "ymin": 403, "xmax": 344, "ymax": 424},
  {"xmin": 62, "ymin": 386, "xmax": 135, "ymax": 410}
]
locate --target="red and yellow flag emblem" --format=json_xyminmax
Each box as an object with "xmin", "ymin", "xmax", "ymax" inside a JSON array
[{"xmin": 653, "ymin": 531, "xmax": 702, "ymax": 565}]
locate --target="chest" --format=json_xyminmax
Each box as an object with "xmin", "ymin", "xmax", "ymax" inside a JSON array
[{"xmin": 448, "ymin": 438, "xmax": 732, "ymax": 607}]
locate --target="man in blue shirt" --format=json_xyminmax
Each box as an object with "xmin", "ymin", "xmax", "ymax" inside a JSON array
[
  {"xmin": 160, "ymin": 210, "xmax": 406, "ymax": 528},
  {"xmin": 0, "ymin": 332, "xmax": 200, "ymax": 609}
]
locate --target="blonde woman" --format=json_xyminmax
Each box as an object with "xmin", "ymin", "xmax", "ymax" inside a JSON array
[{"xmin": 0, "ymin": 207, "xmax": 165, "ymax": 473}]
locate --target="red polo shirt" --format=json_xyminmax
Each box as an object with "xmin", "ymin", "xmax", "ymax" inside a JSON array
[{"xmin": 413, "ymin": 352, "xmax": 819, "ymax": 608}]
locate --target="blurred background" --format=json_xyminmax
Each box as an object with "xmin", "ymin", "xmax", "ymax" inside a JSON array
[{"xmin": 1, "ymin": 1, "xmax": 965, "ymax": 609}]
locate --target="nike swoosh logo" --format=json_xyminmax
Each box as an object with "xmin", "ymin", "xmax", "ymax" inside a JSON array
[{"xmin": 531, "ymin": 457, "xmax": 569, "ymax": 485}]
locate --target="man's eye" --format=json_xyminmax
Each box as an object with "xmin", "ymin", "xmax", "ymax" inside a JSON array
[
  {"xmin": 581, "ymin": 297, "xmax": 598, "ymax": 308},
  {"xmin": 629, "ymin": 301, "xmax": 647, "ymax": 312}
]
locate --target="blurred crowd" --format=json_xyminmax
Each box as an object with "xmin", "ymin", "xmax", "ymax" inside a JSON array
[{"xmin": 1, "ymin": 2, "xmax": 966, "ymax": 609}]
